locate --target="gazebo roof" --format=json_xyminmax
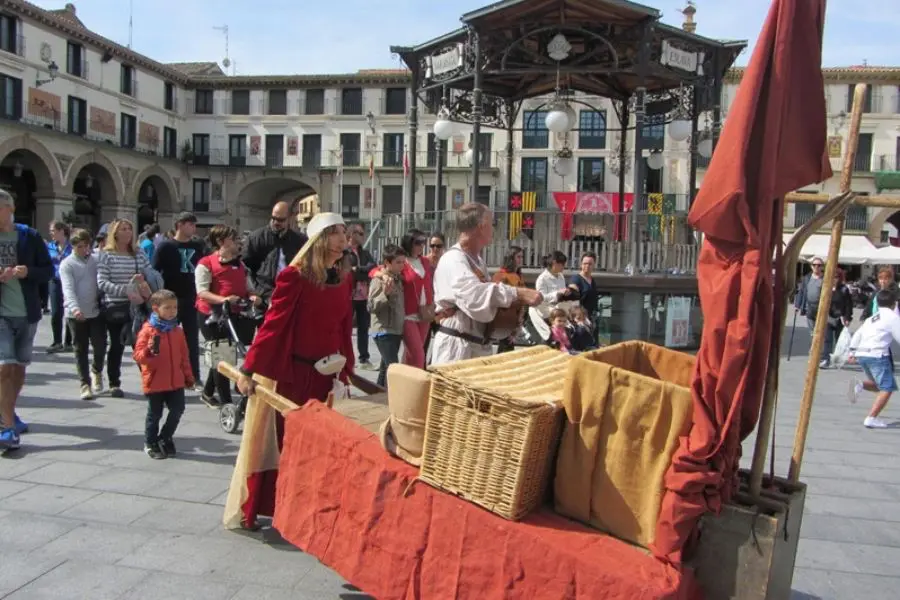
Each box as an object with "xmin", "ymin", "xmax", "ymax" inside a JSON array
[{"xmin": 391, "ymin": 0, "xmax": 746, "ymax": 102}]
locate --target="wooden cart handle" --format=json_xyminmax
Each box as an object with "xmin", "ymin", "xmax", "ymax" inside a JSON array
[{"xmin": 216, "ymin": 361, "xmax": 301, "ymax": 416}]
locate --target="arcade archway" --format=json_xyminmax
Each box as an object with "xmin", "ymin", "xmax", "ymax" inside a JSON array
[
  {"xmin": 70, "ymin": 163, "xmax": 118, "ymax": 235},
  {"xmin": 0, "ymin": 146, "xmax": 59, "ymax": 227}
]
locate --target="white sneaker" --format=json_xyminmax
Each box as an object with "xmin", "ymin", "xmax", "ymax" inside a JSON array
[
  {"xmin": 864, "ymin": 416, "xmax": 889, "ymax": 429},
  {"xmin": 91, "ymin": 371, "xmax": 104, "ymax": 393},
  {"xmin": 848, "ymin": 378, "xmax": 862, "ymax": 404}
]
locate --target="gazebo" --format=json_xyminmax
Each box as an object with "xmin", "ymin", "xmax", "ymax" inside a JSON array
[{"xmin": 391, "ymin": 0, "xmax": 746, "ymax": 254}]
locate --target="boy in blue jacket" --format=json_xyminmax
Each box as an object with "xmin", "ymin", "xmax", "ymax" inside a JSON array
[{"xmin": 0, "ymin": 190, "xmax": 53, "ymax": 451}]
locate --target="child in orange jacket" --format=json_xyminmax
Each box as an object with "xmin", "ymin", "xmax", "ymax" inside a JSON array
[{"xmin": 133, "ymin": 289, "xmax": 195, "ymax": 459}]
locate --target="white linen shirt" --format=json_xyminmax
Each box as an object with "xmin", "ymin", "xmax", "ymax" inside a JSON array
[{"xmin": 430, "ymin": 245, "xmax": 517, "ymax": 365}]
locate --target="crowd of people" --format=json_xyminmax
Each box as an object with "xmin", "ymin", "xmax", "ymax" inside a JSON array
[{"xmin": 1, "ymin": 196, "xmax": 608, "ymax": 458}]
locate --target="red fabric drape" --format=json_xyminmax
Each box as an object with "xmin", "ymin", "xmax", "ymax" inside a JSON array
[
  {"xmin": 553, "ymin": 192, "xmax": 578, "ymax": 240},
  {"xmin": 652, "ymin": 0, "xmax": 833, "ymax": 565}
]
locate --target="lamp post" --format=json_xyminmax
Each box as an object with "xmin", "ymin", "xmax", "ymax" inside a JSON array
[
  {"xmin": 366, "ymin": 111, "xmax": 376, "ymax": 232},
  {"xmin": 433, "ymin": 86, "xmax": 453, "ymax": 232},
  {"xmin": 35, "ymin": 61, "xmax": 58, "ymax": 88}
]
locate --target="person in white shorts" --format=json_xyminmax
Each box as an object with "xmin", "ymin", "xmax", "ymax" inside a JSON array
[{"xmin": 849, "ymin": 289, "xmax": 900, "ymax": 428}]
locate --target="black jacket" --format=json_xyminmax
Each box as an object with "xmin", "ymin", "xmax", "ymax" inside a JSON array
[
  {"xmin": 347, "ymin": 245, "xmax": 376, "ymax": 286},
  {"xmin": 241, "ymin": 226, "xmax": 307, "ymax": 306}
]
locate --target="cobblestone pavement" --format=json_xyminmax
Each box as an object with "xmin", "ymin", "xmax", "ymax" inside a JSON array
[{"xmin": 0, "ymin": 317, "xmax": 894, "ymax": 599}]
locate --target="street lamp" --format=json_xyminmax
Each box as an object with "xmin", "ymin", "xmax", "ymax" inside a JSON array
[
  {"xmin": 697, "ymin": 138, "xmax": 713, "ymax": 159},
  {"xmin": 668, "ymin": 119, "xmax": 692, "ymax": 142},
  {"xmin": 646, "ymin": 150, "xmax": 665, "ymax": 170},
  {"xmin": 365, "ymin": 111, "xmax": 376, "ymax": 134},
  {"xmin": 35, "ymin": 61, "xmax": 58, "ymax": 88},
  {"xmin": 433, "ymin": 108, "xmax": 454, "ymax": 141}
]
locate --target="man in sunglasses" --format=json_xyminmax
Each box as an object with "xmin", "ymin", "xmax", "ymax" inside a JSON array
[
  {"xmin": 793, "ymin": 257, "xmax": 833, "ymax": 368},
  {"xmin": 242, "ymin": 201, "xmax": 307, "ymax": 309}
]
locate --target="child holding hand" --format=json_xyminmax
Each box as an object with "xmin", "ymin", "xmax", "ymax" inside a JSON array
[
  {"xmin": 549, "ymin": 308, "xmax": 574, "ymax": 354},
  {"xmin": 133, "ymin": 289, "xmax": 194, "ymax": 459}
]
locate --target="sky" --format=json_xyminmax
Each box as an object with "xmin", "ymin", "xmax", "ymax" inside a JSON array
[{"xmin": 36, "ymin": 0, "xmax": 900, "ymax": 75}]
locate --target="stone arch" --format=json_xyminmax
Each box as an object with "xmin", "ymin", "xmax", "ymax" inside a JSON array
[
  {"xmin": 0, "ymin": 134, "xmax": 64, "ymax": 194},
  {"xmin": 132, "ymin": 164, "xmax": 179, "ymax": 213},
  {"xmin": 65, "ymin": 149, "xmax": 126, "ymax": 203},
  {"xmin": 868, "ymin": 207, "xmax": 896, "ymax": 242},
  {"xmin": 235, "ymin": 174, "xmax": 318, "ymax": 206}
]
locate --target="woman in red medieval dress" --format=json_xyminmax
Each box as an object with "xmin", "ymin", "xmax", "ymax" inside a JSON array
[{"xmin": 231, "ymin": 212, "xmax": 354, "ymax": 529}]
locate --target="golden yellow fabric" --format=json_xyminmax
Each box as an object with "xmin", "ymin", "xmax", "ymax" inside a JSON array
[{"xmin": 554, "ymin": 341, "xmax": 694, "ymax": 548}]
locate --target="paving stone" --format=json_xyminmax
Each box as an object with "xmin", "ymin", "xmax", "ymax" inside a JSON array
[
  {"xmin": 0, "ymin": 552, "xmax": 66, "ymax": 597},
  {"xmin": 15, "ymin": 460, "xmax": 111, "ymax": 487},
  {"xmin": 1, "ymin": 483, "xmax": 100, "ymax": 516},
  {"xmin": 59, "ymin": 490, "xmax": 164, "ymax": 524},
  {"xmin": 130, "ymin": 498, "xmax": 224, "ymax": 535},
  {"xmin": 141, "ymin": 473, "xmax": 230, "ymax": 503},
  {"xmin": 116, "ymin": 531, "xmax": 238, "ymax": 577},
  {"xmin": 0, "ymin": 513, "xmax": 81, "ymax": 552},
  {"xmin": 34, "ymin": 522, "xmax": 152, "ymax": 564},
  {"xmin": 0, "ymin": 479, "xmax": 34, "ymax": 500},
  {"xmin": 77, "ymin": 467, "xmax": 171, "ymax": 495},
  {"xmin": 3, "ymin": 560, "xmax": 150, "ymax": 599},
  {"xmin": 113, "ymin": 572, "xmax": 241, "ymax": 600}
]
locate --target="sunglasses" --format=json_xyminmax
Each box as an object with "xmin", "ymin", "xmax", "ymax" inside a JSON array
[
  {"xmin": 812, "ymin": 263, "xmax": 824, "ymax": 267},
  {"xmin": 430, "ymin": 243, "xmax": 444, "ymax": 249}
]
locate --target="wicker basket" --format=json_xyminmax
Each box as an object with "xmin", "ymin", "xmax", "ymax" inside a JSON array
[{"xmin": 420, "ymin": 346, "xmax": 569, "ymax": 520}]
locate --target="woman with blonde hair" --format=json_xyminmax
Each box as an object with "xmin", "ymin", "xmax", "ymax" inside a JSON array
[
  {"xmin": 97, "ymin": 218, "xmax": 152, "ymax": 397},
  {"xmin": 234, "ymin": 213, "xmax": 355, "ymax": 529}
]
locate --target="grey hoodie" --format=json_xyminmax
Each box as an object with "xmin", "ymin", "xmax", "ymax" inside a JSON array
[{"xmin": 59, "ymin": 252, "xmax": 100, "ymax": 319}]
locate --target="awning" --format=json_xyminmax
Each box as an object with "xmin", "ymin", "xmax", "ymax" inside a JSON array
[
  {"xmin": 782, "ymin": 232, "xmax": 877, "ymax": 265},
  {"xmin": 872, "ymin": 244, "xmax": 900, "ymax": 265}
]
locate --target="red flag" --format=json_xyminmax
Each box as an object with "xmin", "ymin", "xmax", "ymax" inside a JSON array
[
  {"xmin": 652, "ymin": 0, "xmax": 832, "ymax": 565},
  {"xmin": 553, "ymin": 192, "xmax": 577, "ymax": 241}
]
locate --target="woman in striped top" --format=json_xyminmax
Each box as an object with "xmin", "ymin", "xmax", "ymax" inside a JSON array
[{"xmin": 97, "ymin": 219, "xmax": 151, "ymax": 397}]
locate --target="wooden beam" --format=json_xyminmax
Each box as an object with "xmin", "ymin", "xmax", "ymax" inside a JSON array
[{"xmin": 785, "ymin": 191, "xmax": 900, "ymax": 208}]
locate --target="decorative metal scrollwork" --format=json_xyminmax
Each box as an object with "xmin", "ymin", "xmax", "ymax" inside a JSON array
[{"xmin": 434, "ymin": 90, "xmax": 512, "ymax": 130}]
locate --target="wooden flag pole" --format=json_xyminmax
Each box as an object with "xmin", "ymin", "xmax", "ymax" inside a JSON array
[{"xmin": 787, "ymin": 82, "xmax": 867, "ymax": 483}]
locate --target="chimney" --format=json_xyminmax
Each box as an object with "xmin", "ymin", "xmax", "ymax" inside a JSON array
[{"xmin": 682, "ymin": 1, "xmax": 697, "ymax": 34}]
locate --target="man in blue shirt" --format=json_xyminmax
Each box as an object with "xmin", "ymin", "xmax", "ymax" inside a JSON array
[{"xmin": 0, "ymin": 190, "xmax": 53, "ymax": 451}]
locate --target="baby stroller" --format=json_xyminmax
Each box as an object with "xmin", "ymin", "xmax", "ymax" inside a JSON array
[{"xmin": 203, "ymin": 299, "xmax": 262, "ymax": 434}]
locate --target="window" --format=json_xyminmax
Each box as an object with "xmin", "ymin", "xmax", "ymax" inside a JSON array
[
  {"xmin": 66, "ymin": 42, "xmax": 86, "ymax": 79},
  {"xmin": 469, "ymin": 133, "xmax": 493, "ymax": 168},
  {"xmin": 192, "ymin": 134, "xmax": 210, "ymax": 165},
  {"xmin": 268, "ymin": 90, "xmax": 287, "ymax": 115},
  {"xmin": 120, "ymin": 113, "xmax": 136, "ymax": 148},
  {"xmin": 302, "ymin": 134, "xmax": 321, "ymax": 167},
  {"xmin": 383, "ymin": 133, "xmax": 404, "ymax": 167},
  {"xmin": 192, "ymin": 179, "xmax": 210, "ymax": 212},
  {"xmin": 341, "ymin": 185, "xmax": 360, "ymax": 218},
  {"xmin": 163, "ymin": 127, "xmax": 177, "ymax": 159},
  {"xmin": 194, "ymin": 89, "xmax": 213, "ymax": 115},
  {"xmin": 341, "ymin": 88, "xmax": 363, "ymax": 115},
  {"xmin": 522, "ymin": 110, "xmax": 549, "ymax": 149},
  {"xmin": 577, "ymin": 158, "xmax": 605, "ymax": 192},
  {"xmin": 0, "ymin": 14, "xmax": 21, "ymax": 55},
  {"xmin": 339, "ymin": 133, "xmax": 361, "ymax": 166},
  {"xmin": 229, "ymin": 135, "xmax": 246, "ymax": 166},
  {"xmin": 164, "ymin": 82, "xmax": 175, "ymax": 111},
  {"xmin": 793, "ymin": 202, "xmax": 816, "ymax": 228},
  {"xmin": 425, "ymin": 185, "xmax": 447, "ymax": 213},
  {"xmin": 231, "ymin": 90, "xmax": 250, "ymax": 115},
  {"xmin": 847, "ymin": 84, "xmax": 874, "ymax": 113},
  {"xmin": 67, "ymin": 96, "xmax": 86, "ymax": 136},
  {"xmin": 384, "ymin": 88, "xmax": 407, "ymax": 115},
  {"xmin": 854, "ymin": 133, "xmax": 873, "ymax": 172},
  {"xmin": 0, "ymin": 74, "xmax": 22, "ymax": 120},
  {"xmin": 426, "ymin": 133, "xmax": 447, "ymax": 167},
  {"xmin": 265, "ymin": 134, "xmax": 284, "ymax": 167},
  {"xmin": 846, "ymin": 204, "xmax": 868, "ymax": 232},
  {"xmin": 476, "ymin": 186, "xmax": 492, "ymax": 206},
  {"xmin": 579, "ymin": 110, "xmax": 606, "ymax": 149},
  {"xmin": 305, "ymin": 89, "xmax": 324, "ymax": 115},
  {"xmin": 520, "ymin": 157, "xmax": 548, "ymax": 192},
  {"xmin": 382, "ymin": 185, "xmax": 403, "ymax": 215},
  {"xmin": 641, "ymin": 115, "xmax": 665, "ymax": 150},
  {"xmin": 120, "ymin": 65, "xmax": 136, "ymax": 97}
]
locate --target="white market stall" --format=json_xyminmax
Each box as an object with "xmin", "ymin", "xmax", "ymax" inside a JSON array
[
  {"xmin": 783, "ymin": 233, "xmax": 878, "ymax": 265},
  {"xmin": 871, "ymin": 244, "xmax": 900, "ymax": 265}
]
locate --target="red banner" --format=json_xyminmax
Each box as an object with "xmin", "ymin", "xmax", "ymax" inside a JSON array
[{"xmin": 553, "ymin": 192, "xmax": 636, "ymax": 241}]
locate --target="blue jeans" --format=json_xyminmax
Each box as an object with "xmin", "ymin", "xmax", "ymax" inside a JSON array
[
  {"xmin": 145, "ymin": 389, "xmax": 186, "ymax": 446},
  {"xmin": 859, "ymin": 355, "xmax": 898, "ymax": 392},
  {"xmin": 374, "ymin": 333, "xmax": 402, "ymax": 388},
  {"xmin": 0, "ymin": 317, "xmax": 37, "ymax": 366}
]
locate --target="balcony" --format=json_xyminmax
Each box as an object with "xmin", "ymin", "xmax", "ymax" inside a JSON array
[
  {"xmin": 319, "ymin": 149, "xmax": 503, "ymax": 170},
  {"xmin": 332, "ymin": 95, "xmax": 364, "ymax": 116},
  {"xmin": 875, "ymin": 154, "xmax": 899, "ymax": 172},
  {"xmin": 186, "ymin": 195, "xmax": 226, "ymax": 214}
]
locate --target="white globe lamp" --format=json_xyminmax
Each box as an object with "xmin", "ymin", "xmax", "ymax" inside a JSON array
[
  {"xmin": 697, "ymin": 138, "xmax": 713, "ymax": 159},
  {"xmin": 545, "ymin": 108, "xmax": 571, "ymax": 133},
  {"xmin": 553, "ymin": 156, "xmax": 575, "ymax": 177},
  {"xmin": 465, "ymin": 148, "xmax": 474, "ymax": 165},
  {"xmin": 646, "ymin": 151, "xmax": 664, "ymax": 170},
  {"xmin": 433, "ymin": 116, "xmax": 454, "ymax": 141},
  {"xmin": 668, "ymin": 119, "xmax": 692, "ymax": 142}
]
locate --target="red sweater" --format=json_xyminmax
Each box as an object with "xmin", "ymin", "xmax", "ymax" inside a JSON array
[{"xmin": 400, "ymin": 256, "xmax": 433, "ymax": 317}]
